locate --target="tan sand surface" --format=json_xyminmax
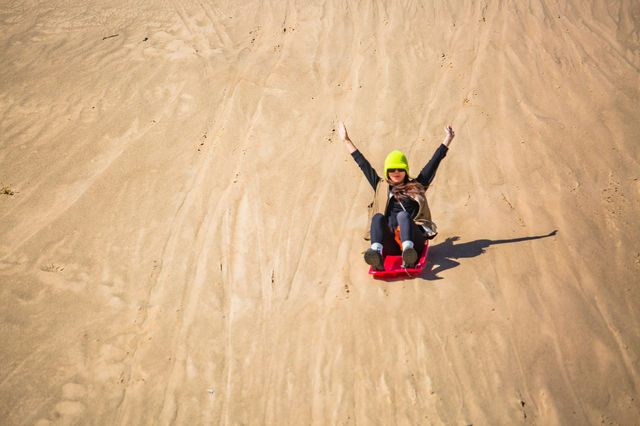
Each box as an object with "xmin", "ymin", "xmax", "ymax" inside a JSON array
[{"xmin": 1, "ymin": 0, "xmax": 639, "ymax": 424}]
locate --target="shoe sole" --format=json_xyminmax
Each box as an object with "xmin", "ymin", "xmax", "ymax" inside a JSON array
[
  {"xmin": 364, "ymin": 249, "xmax": 384, "ymax": 271},
  {"xmin": 402, "ymin": 247, "xmax": 418, "ymax": 268}
]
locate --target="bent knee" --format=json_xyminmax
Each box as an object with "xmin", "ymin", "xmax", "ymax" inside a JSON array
[
  {"xmin": 397, "ymin": 211, "xmax": 411, "ymax": 221},
  {"xmin": 371, "ymin": 213, "xmax": 385, "ymax": 223}
]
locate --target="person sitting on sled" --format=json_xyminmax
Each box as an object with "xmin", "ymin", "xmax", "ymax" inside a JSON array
[{"xmin": 338, "ymin": 121, "xmax": 455, "ymax": 271}]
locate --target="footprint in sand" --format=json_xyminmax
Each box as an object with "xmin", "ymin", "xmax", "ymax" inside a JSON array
[
  {"xmin": 37, "ymin": 262, "xmax": 88, "ymax": 293},
  {"xmin": 0, "ymin": 252, "xmax": 28, "ymax": 272},
  {"xmin": 139, "ymin": 8, "xmax": 225, "ymax": 60},
  {"xmin": 35, "ymin": 252, "xmax": 128, "ymax": 309},
  {"xmin": 34, "ymin": 382, "xmax": 87, "ymax": 425}
]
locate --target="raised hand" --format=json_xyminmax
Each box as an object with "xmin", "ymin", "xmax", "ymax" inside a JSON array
[
  {"xmin": 338, "ymin": 121, "xmax": 349, "ymax": 141},
  {"xmin": 338, "ymin": 121, "xmax": 357, "ymax": 154},
  {"xmin": 443, "ymin": 125, "xmax": 455, "ymax": 147}
]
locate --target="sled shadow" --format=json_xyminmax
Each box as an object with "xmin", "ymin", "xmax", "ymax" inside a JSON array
[{"xmin": 422, "ymin": 230, "xmax": 557, "ymax": 281}]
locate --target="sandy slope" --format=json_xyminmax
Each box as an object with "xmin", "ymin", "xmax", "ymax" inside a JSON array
[{"xmin": 1, "ymin": 0, "xmax": 639, "ymax": 424}]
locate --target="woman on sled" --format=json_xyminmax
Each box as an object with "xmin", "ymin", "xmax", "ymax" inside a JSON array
[{"xmin": 338, "ymin": 121, "xmax": 455, "ymax": 271}]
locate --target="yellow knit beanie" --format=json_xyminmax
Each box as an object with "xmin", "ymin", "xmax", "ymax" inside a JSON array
[{"xmin": 384, "ymin": 150, "xmax": 409, "ymax": 179}]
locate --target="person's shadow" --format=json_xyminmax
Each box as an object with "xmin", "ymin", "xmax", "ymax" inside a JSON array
[{"xmin": 423, "ymin": 230, "xmax": 557, "ymax": 280}]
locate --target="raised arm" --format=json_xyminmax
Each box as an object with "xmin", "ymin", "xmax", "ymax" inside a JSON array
[
  {"xmin": 338, "ymin": 121, "xmax": 380, "ymax": 189},
  {"xmin": 416, "ymin": 125, "xmax": 455, "ymax": 187}
]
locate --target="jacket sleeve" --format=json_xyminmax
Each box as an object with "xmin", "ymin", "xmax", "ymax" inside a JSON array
[
  {"xmin": 416, "ymin": 144, "xmax": 448, "ymax": 187},
  {"xmin": 351, "ymin": 150, "xmax": 380, "ymax": 190}
]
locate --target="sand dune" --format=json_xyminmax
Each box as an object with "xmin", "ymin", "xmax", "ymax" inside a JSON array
[{"xmin": 1, "ymin": 0, "xmax": 639, "ymax": 424}]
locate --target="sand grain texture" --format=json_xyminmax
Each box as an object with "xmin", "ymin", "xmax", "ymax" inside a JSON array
[{"xmin": 1, "ymin": 1, "xmax": 639, "ymax": 424}]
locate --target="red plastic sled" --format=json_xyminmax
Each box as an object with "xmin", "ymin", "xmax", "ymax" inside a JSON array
[{"xmin": 369, "ymin": 241, "xmax": 429, "ymax": 279}]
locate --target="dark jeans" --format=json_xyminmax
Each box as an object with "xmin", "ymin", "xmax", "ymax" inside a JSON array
[{"xmin": 370, "ymin": 212, "xmax": 425, "ymax": 256}]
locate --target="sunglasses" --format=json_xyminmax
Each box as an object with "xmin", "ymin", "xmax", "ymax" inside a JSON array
[{"xmin": 388, "ymin": 168, "xmax": 405, "ymax": 173}]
